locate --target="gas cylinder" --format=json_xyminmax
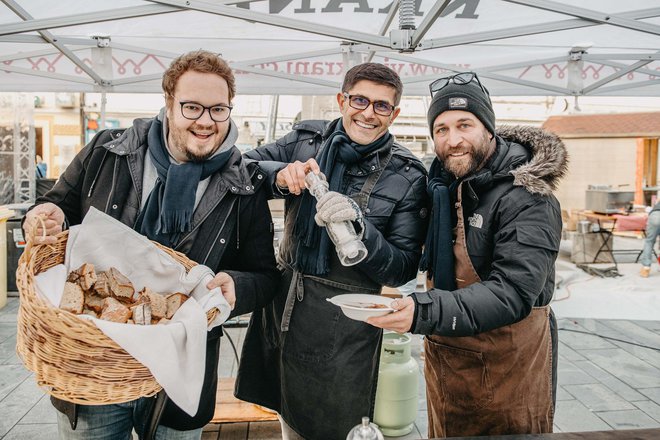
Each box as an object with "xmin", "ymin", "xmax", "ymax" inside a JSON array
[{"xmin": 373, "ymin": 332, "xmax": 419, "ymax": 436}]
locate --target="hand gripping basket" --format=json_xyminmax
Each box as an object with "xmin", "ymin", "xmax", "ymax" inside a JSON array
[{"xmin": 15, "ymin": 230, "xmax": 218, "ymax": 405}]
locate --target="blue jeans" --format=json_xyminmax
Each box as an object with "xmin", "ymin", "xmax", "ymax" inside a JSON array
[
  {"xmin": 640, "ymin": 211, "xmax": 660, "ymax": 267},
  {"xmin": 56, "ymin": 397, "xmax": 202, "ymax": 440}
]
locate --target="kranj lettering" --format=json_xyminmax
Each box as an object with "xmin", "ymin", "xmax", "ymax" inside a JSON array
[{"xmin": 235, "ymin": 0, "xmax": 480, "ymax": 19}]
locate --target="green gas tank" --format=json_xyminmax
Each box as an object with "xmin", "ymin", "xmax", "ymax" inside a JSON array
[{"xmin": 373, "ymin": 332, "xmax": 419, "ymax": 437}]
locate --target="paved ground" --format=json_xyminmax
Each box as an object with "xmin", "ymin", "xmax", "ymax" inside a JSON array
[{"xmin": 1, "ymin": 264, "xmax": 659, "ymax": 439}]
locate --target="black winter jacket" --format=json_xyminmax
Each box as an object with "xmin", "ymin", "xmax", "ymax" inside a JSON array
[
  {"xmin": 244, "ymin": 119, "xmax": 430, "ymax": 287},
  {"xmin": 34, "ymin": 116, "xmax": 279, "ymax": 432},
  {"xmin": 412, "ymin": 126, "xmax": 568, "ymax": 336}
]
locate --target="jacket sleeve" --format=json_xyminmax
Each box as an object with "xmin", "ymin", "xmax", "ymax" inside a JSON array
[
  {"xmin": 411, "ymin": 194, "xmax": 561, "ymax": 336},
  {"xmin": 242, "ymin": 131, "xmax": 303, "ymax": 198},
  {"xmin": 30, "ymin": 130, "xmax": 113, "ymax": 227},
  {"xmin": 223, "ymin": 183, "xmax": 280, "ymax": 317},
  {"xmin": 358, "ymin": 170, "xmax": 429, "ymax": 287}
]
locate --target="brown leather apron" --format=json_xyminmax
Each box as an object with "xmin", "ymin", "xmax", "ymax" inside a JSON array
[{"xmin": 424, "ymin": 183, "xmax": 553, "ymax": 438}]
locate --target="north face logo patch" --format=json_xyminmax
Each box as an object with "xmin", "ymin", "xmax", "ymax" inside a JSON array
[
  {"xmin": 448, "ymin": 97, "xmax": 468, "ymax": 109},
  {"xmin": 468, "ymin": 213, "xmax": 483, "ymax": 228}
]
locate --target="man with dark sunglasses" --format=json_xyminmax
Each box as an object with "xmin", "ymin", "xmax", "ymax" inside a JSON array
[
  {"xmin": 23, "ymin": 50, "xmax": 279, "ymax": 440},
  {"xmin": 236, "ymin": 62, "xmax": 429, "ymax": 439},
  {"xmin": 369, "ymin": 72, "xmax": 568, "ymax": 437}
]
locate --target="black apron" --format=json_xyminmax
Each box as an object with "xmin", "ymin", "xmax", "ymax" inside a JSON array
[{"xmin": 236, "ymin": 152, "xmax": 393, "ymax": 440}]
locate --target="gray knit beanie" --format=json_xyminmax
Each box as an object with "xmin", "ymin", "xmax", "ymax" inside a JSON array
[{"xmin": 427, "ymin": 79, "xmax": 495, "ymax": 136}]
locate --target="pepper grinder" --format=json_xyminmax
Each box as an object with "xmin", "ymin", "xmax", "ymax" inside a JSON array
[
  {"xmin": 346, "ymin": 417, "xmax": 384, "ymax": 440},
  {"xmin": 305, "ymin": 171, "xmax": 368, "ymax": 266}
]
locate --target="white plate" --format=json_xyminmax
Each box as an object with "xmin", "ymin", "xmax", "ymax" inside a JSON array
[{"xmin": 327, "ymin": 294, "xmax": 394, "ymax": 322}]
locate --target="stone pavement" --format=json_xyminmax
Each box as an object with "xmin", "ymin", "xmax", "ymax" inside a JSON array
[{"xmin": 1, "ymin": 283, "xmax": 660, "ymax": 439}]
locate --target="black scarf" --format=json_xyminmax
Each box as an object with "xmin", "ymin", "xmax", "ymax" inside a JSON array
[
  {"xmin": 293, "ymin": 119, "xmax": 391, "ymax": 275},
  {"xmin": 135, "ymin": 118, "xmax": 233, "ymax": 247},
  {"xmin": 419, "ymin": 159, "xmax": 460, "ymax": 291}
]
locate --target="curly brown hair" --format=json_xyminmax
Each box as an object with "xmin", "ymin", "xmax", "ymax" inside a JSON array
[
  {"xmin": 162, "ymin": 50, "xmax": 236, "ymax": 104},
  {"xmin": 341, "ymin": 63, "xmax": 403, "ymax": 105}
]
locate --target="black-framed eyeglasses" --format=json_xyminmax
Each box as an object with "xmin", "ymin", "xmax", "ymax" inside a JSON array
[
  {"xmin": 428, "ymin": 72, "xmax": 490, "ymax": 100},
  {"xmin": 342, "ymin": 93, "xmax": 396, "ymax": 117},
  {"xmin": 179, "ymin": 101, "xmax": 233, "ymax": 122}
]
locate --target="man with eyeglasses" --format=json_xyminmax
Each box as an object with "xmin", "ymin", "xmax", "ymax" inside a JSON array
[
  {"xmin": 369, "ymin": 72, "xmax": 567, "ymax": 437},
  {"xmin": 235, "ymin": 62, "xmax": 429, "ymax": 439},
  {"xmin": 23, "ymin": 50, "xmax": 279, "ymax": 439}
]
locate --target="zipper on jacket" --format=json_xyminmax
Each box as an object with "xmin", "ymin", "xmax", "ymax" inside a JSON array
[
  {"xmin": 87, "ymin": 149, "xmax": 109, "ymax": 198},
  {"xmin": 104, "ymin": 158, "xmax": 120, "ymax": 214},
  {"xmin": 201, "ymin": 198, "xmax": 236, "ymax": 265},
  {"xmin": 236, "ymin": 197, "xmax": 240, "ymax": 250},
  {"xmin": 175, "ymin": 192, "xmax": 228, "ymax": 250}
]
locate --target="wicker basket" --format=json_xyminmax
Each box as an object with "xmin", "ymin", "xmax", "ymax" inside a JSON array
[{"xmin": 15, "ymin": 230, "xmax": 218, "ymax": 405}]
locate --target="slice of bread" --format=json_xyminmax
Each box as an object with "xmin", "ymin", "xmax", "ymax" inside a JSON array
[
  {"xmin": 130, "ymin": 303, "xmax": 152, "ymax": 325},
  {"xmin": 107, "ymin": 267, "xmax": 135, "ymax": 301},
  {"xmin": 84, "ymin": 292, "xmax": 105, "ymax": 313},
  {"xmin": 100, "ymin": 297, "xmax": 131, "ymax": 323},
  {"xmin": 94, "ymin": 272, "xmax": 112, "ymax": 298},
  {"xmin": 67, "ymin": 263, "xmax": 97, "ymax": 291},
  {"xmin": 60, "ymin": 282, "xmax": 84, "ymax": 314},
  {"xmin": 139, "ymin": 288, "xmax": 167, "ymax": 319},
  {"xmin": 166, "ymin": 292, "xmax": 189, "ymax": 319}
]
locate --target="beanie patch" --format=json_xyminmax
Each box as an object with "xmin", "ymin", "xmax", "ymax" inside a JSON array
[{"xmin": 448, "ymin": 97, "xmax": 468, "ymax": 109}]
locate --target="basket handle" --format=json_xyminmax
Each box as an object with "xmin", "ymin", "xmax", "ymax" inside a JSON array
[
  {"xmin": 206, "ymin": 307, "xmax": 219, "ymax": 326},
  {"xmin": 22, "ymin": 214, "xmax": 50, "ymax": 260}
]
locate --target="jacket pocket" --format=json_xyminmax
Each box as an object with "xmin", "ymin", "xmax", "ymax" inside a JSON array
[
  {"xmin": 515, "ymin": 224, "xmax": 559, "ymax": 252},
  {"xmin": 283, "ymin": 277, "xmax": 377, "ymax": 363},
  {"xmin": 465, "ymin": 227, "xmax": 493, "ymax": 274},
  {"xmin": 283, "ymin": 278, "xmax": 342, "ymax": 363},
  {"xmin": 426, "ymin": 338, "xmax": 494, "ymax": 410},
  {"xmin": 364, "ymin": 194, "xmax": 396, "ymax": 230}
]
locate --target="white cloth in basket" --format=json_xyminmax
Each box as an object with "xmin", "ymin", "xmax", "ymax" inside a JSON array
[{"xmin": 34, "ymin": 207, "xmax": 231, "ymax": 416}]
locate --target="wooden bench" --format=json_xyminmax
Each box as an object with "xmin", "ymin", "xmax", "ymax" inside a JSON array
[{"xmin": 211, "ymin": 377, "xmax": 278, "ymax": 424}]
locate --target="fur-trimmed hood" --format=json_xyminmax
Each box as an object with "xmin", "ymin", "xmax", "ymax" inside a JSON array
[{"xmin": 496, "ymin": 125, "xmax": 568, "ymax": 196}]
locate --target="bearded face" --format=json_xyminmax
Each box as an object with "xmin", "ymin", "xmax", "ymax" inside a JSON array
[
  {"xmin": 431, "ymin": 110, "xmax": 495, "ymax": 178},
  {"xmin": 166, "ymin": 70, "xmax": 231, "ymax": 163}
]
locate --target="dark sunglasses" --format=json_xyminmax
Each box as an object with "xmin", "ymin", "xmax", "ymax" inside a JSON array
[{"xmin": 428, "ymin": 72, "xmax": 490, "ymax": 100}]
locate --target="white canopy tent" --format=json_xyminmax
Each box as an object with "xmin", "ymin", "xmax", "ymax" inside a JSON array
[
  {"xmin": 1, "ymin": 0, "xmax": 660, "ymax": 97},
  {"xmin": 3, "ymin": 0, "xmax": 660, "ymax": 204}
]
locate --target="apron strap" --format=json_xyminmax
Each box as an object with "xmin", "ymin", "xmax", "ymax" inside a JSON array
[
  {"xmin": 351, "ymin": 147, "xmax": 393, "ymax": 212},
  {"xmin": 281, "ymin": 269, "xmax": 304, "ymax": 332}
]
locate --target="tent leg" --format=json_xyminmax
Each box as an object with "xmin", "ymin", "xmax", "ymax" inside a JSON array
[
  {"xmin": 100, "ymin": 91, "xmax": 107, "ymax": 130},
  {"xmin": 265, "ymin": 95, "xmax": 279, "ymax": 144}
]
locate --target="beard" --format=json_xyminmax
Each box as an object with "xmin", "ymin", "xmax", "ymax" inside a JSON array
[
  {"xmin": 168, "ymin": 123, "xmax": 219, "ymax": 162},
  {"xmin": 442, "ymin": 131, "xmax": 493, "ymax": 178}
]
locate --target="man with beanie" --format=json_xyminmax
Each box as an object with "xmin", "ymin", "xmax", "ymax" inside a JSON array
[
  {"xmin": 369, "ymin": 72, "xmax": 568, "ymax": 437},
  {"xmin": 23, "ymin": 50, "xmax": 279, "ymax": 439},
  {"xmin": 236, "ymin": 62, "xmax": 429, "ymax": 439}
]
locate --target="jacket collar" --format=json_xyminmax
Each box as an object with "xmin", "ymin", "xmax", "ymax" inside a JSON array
[
  {"xmin": 495, "ymin": 125, "xmax": 568, "ymax": 196},
  {"xmin": 434, "ymin": 125, "xmax": 568, "ymax": 197}
]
